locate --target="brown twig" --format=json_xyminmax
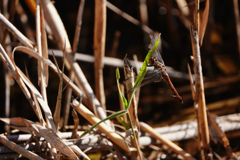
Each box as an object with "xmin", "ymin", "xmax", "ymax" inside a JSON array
[
  {"xmin": 0, "ymin": 13, "xmax": 35, "ymax": 49},
  {"xmin": 190, "ymin": 25, "xmax": 210, "ymax": 158}
]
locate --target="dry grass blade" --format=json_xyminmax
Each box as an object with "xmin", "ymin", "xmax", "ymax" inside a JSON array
[
  {"xmin": 94, "ymin": 0, "xmax": 107, "ymax": 110},
  {"xmin": 0, "ymin": 117, "xmax": 79, "ymax": 159},
  {"xmin": 199, "ymin": 0, "xmax": 209, "ymax": 45},
  {"xmin": 140, "ymin": 122, "xmax": 196, "ymax": 160},
  {"xmin": 52, "ymin": 52, "xmax": 64, "ymax": 131},
  {"xmin": 71, "ymin": 109, "xmax": 79, "ymax": 139},
  {"xmin": 0, "ymin": 13, "xmax": 35, "ymax": 49},
  {"xmin": 25, "ymin": 66, "xmax": 46, "ymax": 126},
  {"xmin": 40, "ymin": 0, "xmax": 49, "ymax": 87},
  {"xmin": 71, "ymin": 99, "xmax": 131, "ymax": 155},
  {"xmin": 0, "ymin": 134, "xmax": 44, "ymax": 160}
]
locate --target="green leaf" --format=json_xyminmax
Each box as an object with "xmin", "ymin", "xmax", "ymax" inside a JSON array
[
  {"xmin": 79, "ymin": 110, "xmax": 127, "ymax": 138},
  {"xmin": 116, "ymin": 68, "xmax": 128, "ymax": 108}
]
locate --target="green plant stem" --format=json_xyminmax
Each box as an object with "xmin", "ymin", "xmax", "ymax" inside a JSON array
[{"xmin": 127, "ymin": 112, "xmax": 142, "ymax": 160}]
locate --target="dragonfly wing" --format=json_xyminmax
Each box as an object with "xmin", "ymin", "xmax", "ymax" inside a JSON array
[
  {"xmin": 123, "ymin": 70, "xmax": 162, "ymax": 92},
  {"xmin": 140, "ymin": 74, "xmax": 162, "ymax": 87},
  {"xmin": 148, "ymin": 34, "xmax": 165, "ymax": 65}
]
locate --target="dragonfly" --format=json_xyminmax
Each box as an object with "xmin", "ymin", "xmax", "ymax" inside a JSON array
[{"xmin": 124, "ymin": 35, "xmax": 183, "ymax": 103}]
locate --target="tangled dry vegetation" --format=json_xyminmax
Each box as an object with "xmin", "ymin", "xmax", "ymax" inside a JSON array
[{"xmin": 0, "ymin": 0, "xmax": 240, "ymax": 160}]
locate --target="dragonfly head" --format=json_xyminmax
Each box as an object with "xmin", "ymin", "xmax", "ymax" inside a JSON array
[{"xmin": 149, "ymin": 57, "xmax": 158, "ymax": 66}]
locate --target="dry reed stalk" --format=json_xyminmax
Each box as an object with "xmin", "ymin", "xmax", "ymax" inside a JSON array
[
  {"xmin": 175, "ymin": 0, "xmax": 190, "ymax": 17},
  {"xmin": 94, "ymin": 0, "xmax": 106, "ymax": 110},
  {"xmin": 0, "ymin": 13, "xmax": 35, "ymax": 49},
  {"xmin": 233, "ymin": 0, "xmax": 240, "ymax": 57},
  {"xmin": 140, "ymin": 122, "xmax": 196, "ymax": 160},
  {"xmin": 194, "ymin": 0, "xmax": 200, "ymax": 33},
  {"xmin": 71, "ymin": 99, "xmax": 131, "ymax": 155},
  {"xmin": 36, "ymin": 0, "xmax": 48, "ymax": 103},
  {"xmin": 0, "ymin": 134, "xmax": 44, "ymax": 160},
  {"xmin": 139, "ymin": 0, "xmax": 148, "ymax": 25},
  {"xmin": 52, "ymin": 52, "xmax": 64, "ymax": 131},
  {"xmin": 192, "ymin": 1, "xmax": 210, "ymax": 158},
  {"xmin": 190, "ymin": 25, "xmax": 210, "ymax": 158}
]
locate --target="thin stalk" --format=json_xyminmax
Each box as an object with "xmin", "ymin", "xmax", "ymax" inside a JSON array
[
  {"xmin": 190, "ymin": 26, "xmax": 210, "ymax": 158},
  {"xmin": 127, "ymin": 113, "xmax": 142, "ymax": 160},
  {"xmin": 94, "ymin": 0, "xmax": 106, "ymax": 109},
  {"xmin": 36, "ymin": 0, "xmax": 47, "ymax": 103}
]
